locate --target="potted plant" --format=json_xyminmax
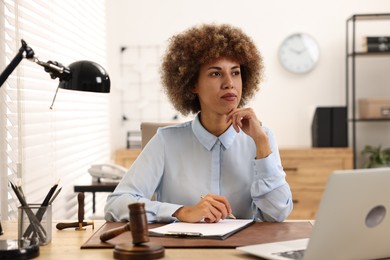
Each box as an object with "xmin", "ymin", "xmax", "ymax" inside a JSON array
[{"xmin": 361, "ymin": 145, "xmax": 390, "ymax": 168}]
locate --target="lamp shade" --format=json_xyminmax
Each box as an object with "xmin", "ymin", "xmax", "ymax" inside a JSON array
[{"xmin": 58, "ymin": 60, "xmax": 110, "ymax": 93}]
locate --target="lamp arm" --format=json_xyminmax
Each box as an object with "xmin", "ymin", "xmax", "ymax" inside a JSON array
[
  {"xmin": 32, "ymin": 58, "xmax": 71, "ymax": 81},
  {"xmin": 0, "ymin": 39, "xmax": 71, "ymax": 88},
  {"xmin": 1, "ymin": 39, "xmax": 109, "ymax": 110},
  {"xmin": 0, "ymin": 39, "xmax": 34, "ymax": 88}
]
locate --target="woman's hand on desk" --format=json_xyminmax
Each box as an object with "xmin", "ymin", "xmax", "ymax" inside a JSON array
[{"xmin": 173, "ymin": 194, "xmax": 232, "ymax": 223}]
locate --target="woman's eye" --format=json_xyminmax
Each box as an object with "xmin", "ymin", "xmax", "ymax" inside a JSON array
[
  {"xmin": 210, "ymin": 71, "xmax": 221, "ymax": 76},
  {"xmin": 232, "ymin": 70, "xmax": 240, "ymax": 76}
]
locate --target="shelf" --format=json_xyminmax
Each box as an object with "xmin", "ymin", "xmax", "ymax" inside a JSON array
[
  {"xmin": 349, "ymin": 118, "xmax": 390, "ymax": 122},
  {"xmin": 347, "ymin": 13, "xmax": 390, "ymax": 21},
  {"xmin": 346, "ymin": 13, "xmax": 390, "ymax": 168},
  {"xmin": 348, "ymin": 52, "xmax": 390, "ymax": 57}
]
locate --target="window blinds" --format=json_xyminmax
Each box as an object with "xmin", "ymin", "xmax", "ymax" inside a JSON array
[{"xmin": 0, "ymin": 0, "xmax": 110, "ymax": 220}]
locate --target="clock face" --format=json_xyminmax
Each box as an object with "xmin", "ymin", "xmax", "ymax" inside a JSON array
[{"xmin": 279, "ymin": 33, "xmax": 320, "ymax": 74}]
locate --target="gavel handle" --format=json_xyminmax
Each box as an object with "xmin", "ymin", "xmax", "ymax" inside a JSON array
[
  {"xmin": 56, "ymin": 221, "xmax": 93, "ymax": 230},
  {"xmin": 100, "ymin": 224, "xmax": 130, "ymax": 242},
  {"xmin": 78, "ymin": 192, "xmax": 85, "ymax": 225}
]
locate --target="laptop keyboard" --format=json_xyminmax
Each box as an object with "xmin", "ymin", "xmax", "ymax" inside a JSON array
[{"xmin": 273, "ymin": 249, "xmax": 305, "ymax": 260}]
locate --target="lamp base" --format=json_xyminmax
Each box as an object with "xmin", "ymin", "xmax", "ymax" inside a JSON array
[
  {"xmin": 0, "ymin": 239, "xmax": 39, "ymax": 260},
  {"xmin": 113, "ymin": 242, "xmax": 164, "ymax": 260}
]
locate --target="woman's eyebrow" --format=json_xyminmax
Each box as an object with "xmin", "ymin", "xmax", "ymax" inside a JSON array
[
  {"xmin": 206, "ymin": 65, "xmax": 240, "ymax": 70},
  {"xmin": 207, "ymin": 66, "xmax": 222, "ymax": 70}
]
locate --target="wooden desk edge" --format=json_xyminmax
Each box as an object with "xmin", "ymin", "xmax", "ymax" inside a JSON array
[{"xmin": 0, "ymin": 220, "xmax": 313, "ymax": 260}]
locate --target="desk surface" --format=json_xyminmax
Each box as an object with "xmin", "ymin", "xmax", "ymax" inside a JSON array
[{"xmin": 0, "ymin": 220, "xmax": 259, "ymax": 259}]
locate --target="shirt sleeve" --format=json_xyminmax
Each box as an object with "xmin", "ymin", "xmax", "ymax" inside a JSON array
[
  {"xmin": 104, "ymin": 132, "xmax": 183, "ymax": 223},
  {"xmin": 250, "ymin": 128, "xmax": 293, "ymax": 222}
]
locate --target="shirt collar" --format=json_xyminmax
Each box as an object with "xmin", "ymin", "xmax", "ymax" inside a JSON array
[{"xmin": 192, "ymin": 113, "xmax": 238, "ymax": 151}]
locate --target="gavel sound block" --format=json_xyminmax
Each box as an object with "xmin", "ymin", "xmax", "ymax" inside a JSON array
[{"xmin": 100, "ymin": 203, "xmax": 164, "ymax": 260}]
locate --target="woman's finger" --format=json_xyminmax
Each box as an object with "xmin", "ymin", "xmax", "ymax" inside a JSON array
[{"xmin": 201, "ymin": 194, "xmax": 230, "ymax": 219}]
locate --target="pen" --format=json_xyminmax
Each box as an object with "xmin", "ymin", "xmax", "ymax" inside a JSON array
[
  {"xmin": 228, "ymin": 213, "xmax": 237, "ymax": 219},
  {"xmin": 200, "ymin": 195, "xmax": 236, "ymax": 219},
  {"xmin": 165, "ymin": 231, "xmax": 203, "ymax": 237}
]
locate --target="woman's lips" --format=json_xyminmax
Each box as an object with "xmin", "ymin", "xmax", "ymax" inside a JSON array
[{"xmin": 221, "ymin": 93, "xmax": 237, "ymax": 101}]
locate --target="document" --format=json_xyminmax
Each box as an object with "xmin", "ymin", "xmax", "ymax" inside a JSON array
[{"xmin": 148, "ymin": 219, "xmax": 254, "ymax": 240}]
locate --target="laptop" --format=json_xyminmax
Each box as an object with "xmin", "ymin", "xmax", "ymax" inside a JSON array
[{"xmin": 237, "ymin": 167, "xmax": 390, "ymax": 260}]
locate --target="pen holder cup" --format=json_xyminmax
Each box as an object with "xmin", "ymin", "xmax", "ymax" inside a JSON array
[{"xmin": 18, "ymin": 204, "xmax": 52, "ymax": 245}]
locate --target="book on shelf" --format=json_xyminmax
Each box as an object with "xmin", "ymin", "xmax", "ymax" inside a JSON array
[
  {"xmin": 362, "ymin": 36, "xmax": 390, "ymax": 45},
  {"xmin": 363, "ymin": 42, "xmax": 390, "ymax": 52}
]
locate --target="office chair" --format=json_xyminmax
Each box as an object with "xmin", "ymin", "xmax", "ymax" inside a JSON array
[{"xmin": 140, "ymin": 122, "xmax": 176, "ymax": 149}]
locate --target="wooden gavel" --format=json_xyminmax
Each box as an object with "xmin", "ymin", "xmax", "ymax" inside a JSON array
[
  {"xmin": 76, "ymin": 192, "xmax": 86, "ymax": 230},
  {"xmin": 101, "ymin": 202, "xmax": 164, "ymax": 259},
  {"xmin": 100, "ymin": 203, "xmax": 149, "ymax": 245},
  {"xmin": 0, "ymin": 220, "xmax": 3, "ymax": 235},
  {"xmin": 56, "ymin": 221, "xmax": 94, "ymax": 230},
  {"xmin": 100, "ymin": 222, "xmax": 131, "ymax": 242},
  {"xmin": 56, "ymin": 192, "xmax": 94, "ymax": 230}
]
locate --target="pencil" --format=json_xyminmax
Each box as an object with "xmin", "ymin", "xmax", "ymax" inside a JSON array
[
  {"xmin": 10, "ymin": 182, "xmax": 47, "ymax": 241},
  {"xmin": 200, "ymin": 195, "xmax": 237, "ymax": 219},
  {"xmin": 49, "ymin": 187, "xmax": 62, "ymax": 204},
  {"xmin": 23, "ymin": 181, "xmax": 59, "ymax": 238}
]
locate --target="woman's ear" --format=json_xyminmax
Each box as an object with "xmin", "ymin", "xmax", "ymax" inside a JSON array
[{"xmin": 191, "ymin": 85, "xmax": 198, "ymax": 94}]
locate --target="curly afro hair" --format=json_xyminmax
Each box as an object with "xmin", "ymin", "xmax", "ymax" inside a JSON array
[{"xmin": 160, "ymin": 23, "xmax": 264, "ymax": 116}]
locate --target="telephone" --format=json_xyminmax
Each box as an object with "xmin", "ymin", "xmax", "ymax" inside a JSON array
[{"xmin": 88, "ymin": 163, "xmax": 127, "ymax": 182}]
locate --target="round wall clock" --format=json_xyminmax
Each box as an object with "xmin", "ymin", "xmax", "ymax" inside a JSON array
[{"xmin": 278, "ymin": 33, "xmax": 320, "ymax": 74}]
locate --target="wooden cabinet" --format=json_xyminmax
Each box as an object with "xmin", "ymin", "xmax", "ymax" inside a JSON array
[
  {"xmin": 280, "ymin": 148, "xmax": 353, "ymax": 219},
  {"xmin": 115, "ymin": 148, "xmax": 141, "ymax": 168}
]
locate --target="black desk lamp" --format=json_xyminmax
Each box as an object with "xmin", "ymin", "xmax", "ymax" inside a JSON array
[
  {"xmin": 0, "ymin": 39, "xmax": 110, "ymax": 259},
  {"xmin": 0, "ymin": 39, "xmax": 110, "ymax": 108}
]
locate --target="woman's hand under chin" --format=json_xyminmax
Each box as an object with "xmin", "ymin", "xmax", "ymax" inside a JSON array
[
  {"xmin": 226, "ymin": 107, "xmax": 262, "ymax": 136},
  {"xmin": 226, "ymin": 107, "xmax": 271, "ymax": 158}
]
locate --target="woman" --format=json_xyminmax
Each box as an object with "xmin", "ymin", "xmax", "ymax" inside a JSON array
[{"xmin": 104, "ymin": 23, "xmax": 293, "ymax": 223}]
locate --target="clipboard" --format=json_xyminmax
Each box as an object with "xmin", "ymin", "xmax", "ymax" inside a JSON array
[
  {"xmin": 81, "ymin": 221, "xmax": 313, "ymax": 249},
  {"xmin": 148, "ymin": 219, "xmax": 254, "ymax": 240}
]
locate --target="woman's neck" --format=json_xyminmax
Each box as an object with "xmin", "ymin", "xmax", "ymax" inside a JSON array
[{"xmin": 198, "ymin": 112, "xmax": 231, "ymax": 136}]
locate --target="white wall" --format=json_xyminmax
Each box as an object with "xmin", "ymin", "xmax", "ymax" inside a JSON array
[{"xmin": 106, "ymin": 1, "xmax": 390, "ymax": 164}]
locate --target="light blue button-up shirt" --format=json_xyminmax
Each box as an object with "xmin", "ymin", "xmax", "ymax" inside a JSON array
[{"xmin": 104, "ymin": 114, "xmax": 293, "ymax": 223}]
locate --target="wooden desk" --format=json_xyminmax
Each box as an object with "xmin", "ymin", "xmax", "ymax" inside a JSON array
[
  {"xmin": 74, "ymin": 182, "xmax": 117, "ymax": 213},
  {"xmin": 0, "ymin": 220, "xmax": 258, "ymax": 259}
]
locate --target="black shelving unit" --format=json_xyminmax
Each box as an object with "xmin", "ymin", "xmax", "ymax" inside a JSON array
[{"xmin": 346, "ymin": 13, "xmax": 390, "ymax": 168}]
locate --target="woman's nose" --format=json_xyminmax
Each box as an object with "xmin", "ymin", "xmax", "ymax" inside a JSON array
[{"xmin": 222, "ymin": 75, "xmax": 234, "ymax": 89}]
